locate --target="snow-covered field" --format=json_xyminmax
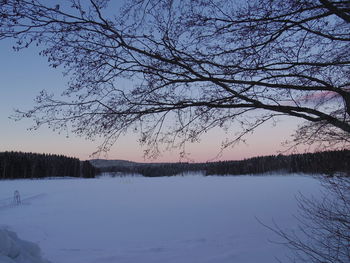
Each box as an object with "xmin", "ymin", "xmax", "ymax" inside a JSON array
[{"xmin": 0, "ymin": 174, "xmax": 322, "ymax": 263}]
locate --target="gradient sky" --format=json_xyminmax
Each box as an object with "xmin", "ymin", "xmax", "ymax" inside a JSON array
[{"xmin": 0, "ymin": 6, "xmax": 304, "ymax": 163}]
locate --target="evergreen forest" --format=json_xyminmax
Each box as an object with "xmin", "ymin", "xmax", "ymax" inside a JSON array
[
  {"xmin": 0, "ymin": 151, "xmax": 96, "ymax": 179},
  {"xmin": 1, "ymin": 150, "xmax": 349, "ymax": 179},
  {"xmin": 97, "ymin": 150, "xmax": 350, "ymax": 177}
]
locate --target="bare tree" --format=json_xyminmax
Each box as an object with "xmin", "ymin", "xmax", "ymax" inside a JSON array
[
  {"xmin": 0, "ymin": 0, "xmax": 349, "ymax": 157},
  {"xmin": 264, "ymin": 176, "xmax": 350, "ymax": 263}
]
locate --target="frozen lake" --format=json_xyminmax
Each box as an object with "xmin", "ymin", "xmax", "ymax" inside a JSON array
[{"xmin": 0, "ymin": 174, "xmax": 322, "ymax": 263}]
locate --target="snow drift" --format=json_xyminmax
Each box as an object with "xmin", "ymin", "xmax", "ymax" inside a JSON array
[{"xmin": 0, "ymin": 228, "xmax": 50, "ymax": 263}]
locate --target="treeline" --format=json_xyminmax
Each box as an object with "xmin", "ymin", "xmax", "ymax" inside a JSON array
[
  {"xmin": 0, "ymin": 151, "xmax": 96, "ymax": 179},
  {"xmin": 205, "ymin": 150, "xmax": 350, "ymax": 176},
  {"xmin": 96, "ymin": 150, "xmax": 350, "ymax": 177},
  {"xmin": 95, "ymin": 162, "xmax": 205, "ymax": 177}
]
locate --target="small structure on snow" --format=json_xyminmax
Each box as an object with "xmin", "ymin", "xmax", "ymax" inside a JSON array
[{"xmin": 13, "ymin": 190, "xmax": 21, "ymax": 205}]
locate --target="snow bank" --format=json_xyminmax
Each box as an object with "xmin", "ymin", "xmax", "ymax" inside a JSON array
[{"xmin": 0, "ymin": 228, "xmax": 50, "ymax": 263}]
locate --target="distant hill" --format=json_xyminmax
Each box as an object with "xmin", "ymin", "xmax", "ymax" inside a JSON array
[
  {"xmin": 89, "ymin": 159, "xmax": 167, "ymax": 169},
  {"xmin": 89, "ymin": 159, "xmax": 138, "ymax": 168}
]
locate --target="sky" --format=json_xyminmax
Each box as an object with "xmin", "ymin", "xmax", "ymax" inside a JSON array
[{"xmin": 0, "ymin": 4, "xmax": 304, "ymax": 163}]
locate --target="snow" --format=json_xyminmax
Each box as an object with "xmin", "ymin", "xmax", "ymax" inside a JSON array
[
  {"xmin": 0, "ymin": 228, "xmax": 50, "ymax": 263},
  {"xmin": 0, "ymin": 174, "xmax": 322, "ymax": 263}
]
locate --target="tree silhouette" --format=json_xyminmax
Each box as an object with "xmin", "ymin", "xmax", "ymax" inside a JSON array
[
  {"xmin": 0, "ymin": 0, "xmax": 349, "ymax": 156},
  {"xmin": 264, "ymin": 176, "xmax": 350, "ymax": 263}
]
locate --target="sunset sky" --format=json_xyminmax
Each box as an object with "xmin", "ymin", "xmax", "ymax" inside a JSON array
[
  {"xmin": 0, "ymin": 38, "xmax": 303, "ymax": 163},
  {"xmin": 0, "ymin": 12, "xmax": 304, "ymax": 163}
]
